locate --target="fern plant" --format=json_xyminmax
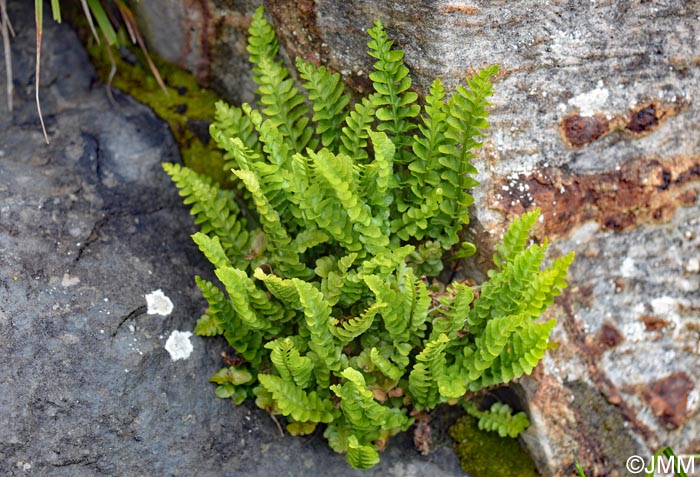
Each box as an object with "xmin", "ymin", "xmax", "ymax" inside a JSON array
[{"xmin": 164, "ymin": 6, "xmax": 573, "ymax": 469}]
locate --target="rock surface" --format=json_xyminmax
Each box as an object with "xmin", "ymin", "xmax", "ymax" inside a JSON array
[
  {"xmin": 132, "ymin": 1, "xmax": 700, "ymax": 475},
  {"xmin": 0, "ymin": 3, "xmax": 462, "ymax": 476}
]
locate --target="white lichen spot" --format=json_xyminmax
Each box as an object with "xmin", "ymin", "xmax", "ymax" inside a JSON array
[
  {"xmin": 145, "ymin": 289, "xmax": 174, "ymax": 316},
  {"xmin": 685, "ymin": 257, "xmax": 700, "ymax": 273},
  {"xmin": 650, "ymin": 296, "xmax": 677, "ymax": 316},
  {"xmin": 61, "ymin": 273, "xmax": 80, "ymax": 287},
  {"xmin": 620, "ymin": 257, "xmax": 636, "ymax": 278},
  {"xmin": 165, "ymin": 330, "xmax": 194, "ymax": 361},
  {"xmin": 568, "ymin": 86, "xmax": 609, "ymax": 117}
]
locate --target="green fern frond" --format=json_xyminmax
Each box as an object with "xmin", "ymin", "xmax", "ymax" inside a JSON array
[
  {"xmin": 255, "ymin": 56, "xmax": 315, "ymax": 153},
  {"xmin": 296, "ymin": 58, "xmax": 350, "ymax": 151},
  {"xmin": 265, "ymin": 337, "xmax": 315, "ymax": 388},
  {"xmin": 493, "ymin": 209, "xmax": 540, "ymax": 270},
  {"xmin": 191, "ymin": 232, "xmax": 230, "ymax": 270},
  {"xmin": 483, "ymin": 318, "xmax": 557, "ymax": 386},
  {"xmin": 324, "ymin": 420, "xmax": 354, "ymax": 453},
  {"xmin": 430, "ymin": 282, "xmax": 473, "ymax": 341},
  {"xmin": 331, "ymin": 303, "xmax": 384, "ymax": 344},
  {"xmin": 410, "ymin": 78, "xmax": 448, "ymax": 188},
  {"xmin": 465, "ymin": 402, "xmax": 531, "ymax": 438},
  {"xmin": 409, "ymin": 277, "xmax": 431, "ymax": 338},
  {"xmin": 163, "ymin": 163, "xmax": 251, "ymax": 267},
  {"xmin": 363, "ymin": 274, "xmax": 411, "ymax": 343},
  {"xmin": 439, "ymin": 65, "xmax": 498, "ymax": 226},
  {"xmin": 313, "ymin": 148, "xmax": 390, "ymax": 254},
  {"xmin": 408, "ymin": 333, "xmax": 450, "ymax": 409},
  {"xmin": 210, "ymin": 100, "xmax": 261, "ymax": 161},
  {"xmin": 247, "ymin": 8, "xmax": 313, "ymax": 153},
  {"xmin": 247, "ymin": 6, "xmax": 278, "ymax": 66},
  {"xmin": 233, "ymin": 169, "xmax": 310, "ymax": 278},
  {"xmin": 257, "ymin": 374, "xmax": 336, "ymax": 423},
  {"xmin": 252, "ymin": 268, "xmax": 302, "ymax": 309},
  {"xmin": 465, "ymin": 314, "xmax": 527, "ymax": 381},
  {"xmin": 346, "ymin": 435, "xmax": 380, "ymax": 470},
  {"xmin": 518, "ymin": 252, "xmax": 574, "ymax": 318},
  {"xmin": 195, "ymin": 275, "xmax": 265, "ymax": 365},
  {"xmin": 361, "ymin": 130, "xmax": 396, "ymax": 224},
  {"xmin": 215, "ymin": 267, "xmax": 276, "ymax": 331},
  {"xmin": 331, "ymin": 368, "xmax": 410, "ymax": 432},
  {"xmin": 370, "ymin": 347, "xmax": 403, "ymax": 381},
  {"xmin": 367, "ymin": 19, "xmax": 419, "ymax": 162},
  {"xmin": 294, "ymin": 280, "xmax": 344, "ymax": 374},
  {"xmin": 339, "ymin": 94, "xmax": 377, "ymax": 163}
]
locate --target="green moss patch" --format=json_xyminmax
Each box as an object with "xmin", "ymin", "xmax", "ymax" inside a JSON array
[
  {"xmin": 78, "ymin": 26, "xmax": 227, "ymax": 183},
  {"xmin": 449, "ymin": 415, "xmax": 538, "ymax": 477}
]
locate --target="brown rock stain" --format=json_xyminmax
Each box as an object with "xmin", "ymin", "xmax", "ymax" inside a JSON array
[
  {"xmin": 560, "ymin": 114, "xmax": 610, "ymax": 148},
  {"xmin": 490, "ymin": 155, "xmax": 700, "ymax": 239},
  {"xmin": 641, "ymin": 373, "xmax": 694, "ymax": 429},
  {"xmin": 597, "ymin": 322, "xmax": 624, "ymax": 351},
  {"xmin": 626, "ymin": 104, "xmax": 658, "ymax": 133},
  {"xmin": 440, "ymin": 5, "xmax": 479, "ymax": 14},
  {"xmin": 560, "ymin": 101, "xmax": 687, "ymax": 149},
  {"xmin": 639, "ymin": 315, "xmax": 671, "ymax": 332}
]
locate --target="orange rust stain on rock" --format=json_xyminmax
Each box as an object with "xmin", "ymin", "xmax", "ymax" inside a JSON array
[
  {"xmin": 626, "ymin": 104, "xmax": 658, "ymax": 133},
  {"xmin": 641, "ymin": 373, "xmax": 694, "ymax": 429},
  {"xmin": 597, "ymin": 322, "xmax": 624, "ymax": 350},
  {"xmin": 584, "ymin": 322, "xmax": 624, "ymax": 358},
  {"xmin": 490, "ymin": 155, "xmax": 700, "ymax": 239},
  {"xmin": 639, "ymin": 315, "xmax": 671, "ymax": 332},
  {"xmin": 560, "ymin": 101, "xmax": 687, "ymax": 149},
  {"xmin": 440, "ymin": 5, "xmax": 479, "ymax": 14},
  {"xmin": 560, "ymin": 114, "xmax": 611, "ymax": 148}
]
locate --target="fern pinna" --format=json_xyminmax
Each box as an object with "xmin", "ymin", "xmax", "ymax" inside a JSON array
[{"xmin": 163, "ymin": 6, "xmax": 573, "ymax": 470}]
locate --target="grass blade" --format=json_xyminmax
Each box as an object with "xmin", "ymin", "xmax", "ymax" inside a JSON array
[
  {"xmin": 102, "ymin": 29, "xmax": 117, "ymax": 106},
  {"xmin": 1, "ymin": 0, "xmax": 12, "ymax": 111},
  {"xmin": 115, "ymin": 0, "xmax": 168, "ymax": 96},
  {"xmin": 35, "ymin": 0, "xmax": 49, "ymax": 144},
  {"xmin": 50, "ymin": 0, "xmax": 61, "ymax": 23},
  {"xmin": 86, "ymin": 0, "xmax": 117, "ymax": 46},
  {"xmin": 574, "ymin": 459, "xmax": 587, "ymax": 477},
  {"xmin": 80, "ymin": 0, "xmax": 100, "ymax": 44}
]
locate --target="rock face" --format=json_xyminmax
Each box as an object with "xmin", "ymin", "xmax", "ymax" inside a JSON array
[
  {"xmin": 0, "ymin": 3, "xmax": 462, "ymax": 476},
  {"xmin": 131, "ymin": 1, "xmax": 700, "ymax": 475}
]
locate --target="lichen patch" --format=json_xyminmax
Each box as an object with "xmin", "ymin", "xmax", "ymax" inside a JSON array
[
  {"xmin": 61, "ymin": 273, "xmax": 80, "ymax": 287},
  {"xmin": 145, "ymin": 289, "xmax": 174, "ymax": 316},
  {"xmin": 568, "ymin": 85, "xmax": 610, "ymax": 117},
  {"xmin": 165, "ymin": 331, "xmax": 194, "ymax": 361}
]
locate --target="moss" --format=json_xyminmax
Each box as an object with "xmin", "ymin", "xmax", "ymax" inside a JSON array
[
  {"xmin": 72, "ymin": 17, "xmax": 228, "ymax": 184},
  {"xmin": 449, "ymin": 414, "xmax": 538, "ymax": 477}
]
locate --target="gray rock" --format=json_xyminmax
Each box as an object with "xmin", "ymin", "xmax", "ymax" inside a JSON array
[{"xmin": 0, "ymin": 3, "xmax": 463, "ymax": 476}]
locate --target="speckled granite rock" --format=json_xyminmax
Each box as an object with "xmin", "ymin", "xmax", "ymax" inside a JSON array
[
  {"xmin": 0, "ymin": 3, "xmax": 463, "ymax": 476},
  {"xmin": 131, "ymin": 1, "xmax": 700, "ymax": 475}
]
